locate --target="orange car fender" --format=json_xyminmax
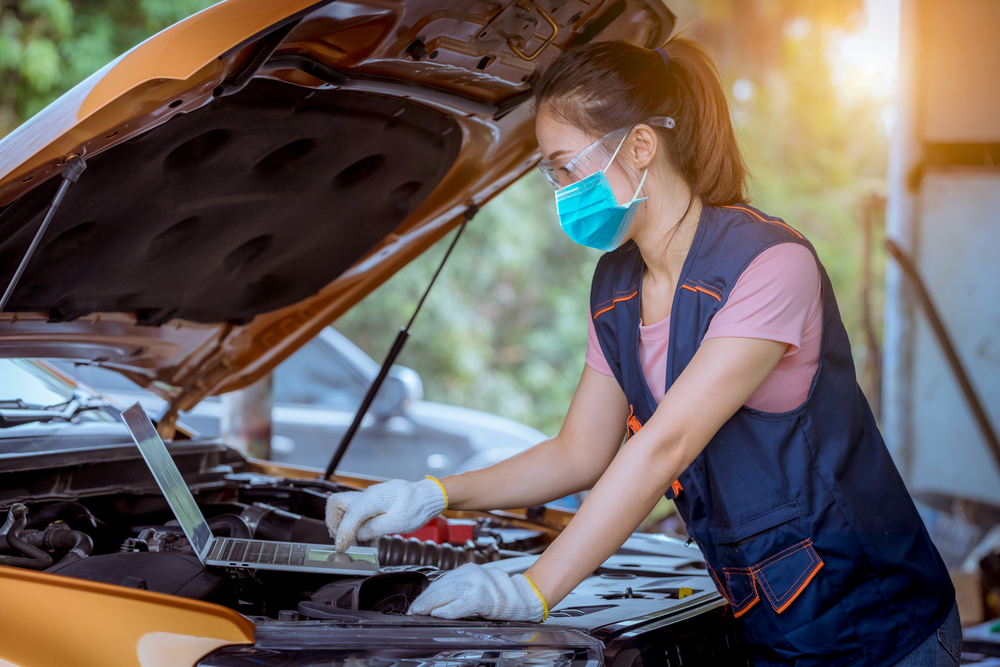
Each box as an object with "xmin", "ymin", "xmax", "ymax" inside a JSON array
[{"xmin": 0, "ymin": 565, "xmax": 253, "ymax": 667}]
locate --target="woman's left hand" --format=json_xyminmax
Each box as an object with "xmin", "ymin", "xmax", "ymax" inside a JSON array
[{"xmin": 408, "ymin": 563, "xmax": 547, "ymax": 621}]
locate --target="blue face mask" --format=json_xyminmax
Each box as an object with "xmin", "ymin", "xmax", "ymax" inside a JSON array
[{"xmin": 554, "ymin": 133, "xmax": 649, "ymax": 252}]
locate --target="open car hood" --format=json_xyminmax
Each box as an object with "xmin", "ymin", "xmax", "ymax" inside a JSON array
[{"xmin": 0, "ymin": 0, "xmax": 674, "ymax": 433}]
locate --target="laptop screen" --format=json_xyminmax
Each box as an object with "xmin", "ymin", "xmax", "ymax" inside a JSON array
[{"xmin": 122, "ymin": 403, "xmax": 212, "ymax": 559}]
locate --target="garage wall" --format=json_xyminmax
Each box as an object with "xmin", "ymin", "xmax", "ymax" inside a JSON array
[
  {"xmin": 910, "ymin": 173, "xmax": 1000, "ymax": 503},
  {"xmin": 884, "ymin": 0, "xmax": 1000, "ymax": 505}
]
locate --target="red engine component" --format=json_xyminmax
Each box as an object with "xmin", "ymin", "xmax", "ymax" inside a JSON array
[{"xmin": 401, "ymin": 517, "xmax": 475, "ymax": 544}]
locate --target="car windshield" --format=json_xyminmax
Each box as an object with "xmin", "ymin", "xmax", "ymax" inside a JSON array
[
  {"xmin": 0, "ymin": 359, "xmax": 121, "ymax": 432},
  {"xmin": 0, "ymin": 359, "xmax": 75, "ymax": 405},
  {"xmin": 51, "ymin": 328, "xmax": 387, "ymax": 411}
]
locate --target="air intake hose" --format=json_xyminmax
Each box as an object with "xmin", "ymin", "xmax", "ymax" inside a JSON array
[
  {"xmin": 27, "ymin": 501, "xmax": 98, "ymax": 531},
  {"xmin": 207, "ymin": 514, "xmax": 252, "ymax": 540},
  {"xmin": 37, "ymin": 523, "xmax": 94, "ymax": 568},
  {"xmin": 0, "ymin": 505, "xmax": 53, "ymax": 570}
]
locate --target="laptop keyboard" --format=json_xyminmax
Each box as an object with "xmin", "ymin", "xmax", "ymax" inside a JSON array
[{"xmin": 212, "ymin": 538, "xmax": 307, "ymax": 566}]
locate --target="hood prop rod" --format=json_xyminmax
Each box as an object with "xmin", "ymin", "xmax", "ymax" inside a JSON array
[
  {"xmin": 0, "ymin": 157, "xmax": 86, "ymax": 316},
  {"xmin": 325, "ymin": 206, "xmax": 477, "ymax": 479}
]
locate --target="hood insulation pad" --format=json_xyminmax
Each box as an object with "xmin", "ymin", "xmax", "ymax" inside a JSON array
[{"xmin": 0, "ymin": 79, "xmax": 462, "ymax": 326}]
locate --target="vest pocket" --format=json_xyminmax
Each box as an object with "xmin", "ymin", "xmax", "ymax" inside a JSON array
[
  {"xmin": 753, "ymin": 539, "xmax": 824, "ymax": 613},
  {"xmin": 721, "ymin": 567, "xmax": 760, "ymax": 617},
  {"xmin": 721, "ymin": 539, "xmax": 867, "ymax": 665},
  {"xmin": 719, "ymin": 539, "xmax": 823, "ymax": 616},
  {"xmin": 715, "ymin": 501, "xmax": 802, "ymax": 546}
]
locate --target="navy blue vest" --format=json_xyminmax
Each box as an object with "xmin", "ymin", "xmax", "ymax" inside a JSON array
[{"xmin": 591, "ymin": 203, "xmax": 954, "ymax": 667}]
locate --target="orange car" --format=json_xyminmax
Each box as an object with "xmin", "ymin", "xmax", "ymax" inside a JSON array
[{"xmin": 0, "ymin": 1, "xmax": 745, "ymax": 665}]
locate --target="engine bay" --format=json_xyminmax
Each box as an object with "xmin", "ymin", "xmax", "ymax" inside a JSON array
[
  {"xmin": 0, "ymin": 440, "xmax": 735, "ymax": 645},
  {"xmin": 1, "ymin": 473, "xmax": 539, "ymax": 619}
]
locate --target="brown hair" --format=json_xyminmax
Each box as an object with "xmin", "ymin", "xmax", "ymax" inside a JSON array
[{"xmin": 533, "ymin": 36, "xmax": 749, "ymax": 205}]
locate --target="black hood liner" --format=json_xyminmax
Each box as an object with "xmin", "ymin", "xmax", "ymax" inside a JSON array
[{"xmin": 0, "ymin": 80, "xmax": 462, "ymax": 325}]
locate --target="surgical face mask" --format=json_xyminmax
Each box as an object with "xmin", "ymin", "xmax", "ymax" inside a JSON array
[{"xmin": 553, "ymin": 129, "xmax": 651, "ymax": 252}]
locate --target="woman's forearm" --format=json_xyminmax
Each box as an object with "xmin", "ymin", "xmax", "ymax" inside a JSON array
[
  {"xmin": 523, "ymin": 426, "xmax": 686, "ymax": 605},
  {"xmin": 440, "ymin": 366, "xmax": 627, "ymax": 511},
  {"xmin": 441, "ymin": 431, "xmax": 611, "ymax": 510}
]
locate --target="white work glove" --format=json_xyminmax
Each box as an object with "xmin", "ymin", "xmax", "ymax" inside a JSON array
[
  {"xmin": 326, "ymin": 477, "xmax": 447, "ymax": 552},
  {"xmin": 408, "ymin": 563, "xmax": 548, "ymax": 622}
]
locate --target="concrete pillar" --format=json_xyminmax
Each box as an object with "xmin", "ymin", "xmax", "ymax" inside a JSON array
[
  {"xmin": 884, "ymin": 0, "xmax": 1000, "ymax": 504},
  {"xmin": 220, "ymin": 374, "xmax": 273, "ymax": 460},
  {"xmin": 883, "ymin": 0, "xmax": 922, "ymax": 482}
]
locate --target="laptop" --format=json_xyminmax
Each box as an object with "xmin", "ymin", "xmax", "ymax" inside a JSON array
[{"xmin": 121, "ymin": 402, "xmax": 379, "ymax": 576}]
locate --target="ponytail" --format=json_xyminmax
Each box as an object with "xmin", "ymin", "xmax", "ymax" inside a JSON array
[{"xmin": 533, "ymin": 36, "xmax": 748, "ymax": 205}]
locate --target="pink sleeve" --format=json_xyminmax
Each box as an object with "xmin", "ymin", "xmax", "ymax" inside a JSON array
[
  {"xmin": 586, "ymin": 307, "xmax": 615, "ymax": 376},
  {"xmin": 704, "ymin": 243, "xmax": 820, "ymax": 355}
]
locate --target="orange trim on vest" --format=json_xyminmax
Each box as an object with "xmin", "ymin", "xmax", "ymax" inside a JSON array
[
  {"xmin": 723, "ymin": 205, "xmax": 804, "ymax": 239},
  {"xmin": 625, "ymin": 404, "xmax": 642, "ymax": 440},
  {"xmin": 671, "ymin": 479, "xmax": 683, "ymax": 496},
  {"xmin": 774, "ymin": 560, "xmax": 824, "ymax": 614},
  {"xmin": 680, "ymin": 283, "xmax": 722, "ymax": 302},
  {"xmin": 594, "ymin": 291, "xmax": 638, "ymax": 319},
  {"xmin": 733, "ymin": 596, "xmax": 760, "ymax": 618}
]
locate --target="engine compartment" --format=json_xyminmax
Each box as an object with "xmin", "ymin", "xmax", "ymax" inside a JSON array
[
  {"xmin": 0, "ymin": 441, "xmax": 756, "ymax": 665},
  {"xmin": 0, "ymin": 473, "xmax": 546, "ymax": 621},
  {"xmin": 0, "ymin": 442, "xmax": 742, "ymax": 659}
]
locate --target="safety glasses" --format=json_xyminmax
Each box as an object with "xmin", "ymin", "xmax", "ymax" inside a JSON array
[{"xmin": 537, "ymin": 116, "xmax": 675, "ymax": 188}]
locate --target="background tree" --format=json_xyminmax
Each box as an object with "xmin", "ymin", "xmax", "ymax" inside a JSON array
[{"xmin": 0, "ymin": 0, "xmax": 215, "ymax": 135}]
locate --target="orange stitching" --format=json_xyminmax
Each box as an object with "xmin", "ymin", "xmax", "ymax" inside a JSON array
[
  {"xmin": 723, "ymin": 205, "xmax": 804, "ymax": 239},
  {"xmin": 771, "ymin": 548, "xmax": 819, "ymax": 605},
  {"xmin": 708, "ymin": 564, "xmax": 726, "ymax": 600},
  {"xmin": 717, "ymin": 564, "xmax": 761, "ymax": 617},
  {"xmin": 733, "ymin": 596, "xmax": 759, "ymax": 618},
  {"xmin": 774, "ymin": 561, "xmax": 823, "ymax": 614},
  {"xmin": 695, "ymin": 286, "xmax": 722, "ymax": 302},
  {"xmin": 751, "ymin": 541, "xmax": 823, "ymax": 613},
  {"xmin": 754, "ymin": 539, "xmax": 812, "ymax": 570},
  {"xmin": 594, "ymin": 285, "xmax": 640, "ymax": 313},
  {"xmin": 756, "ymin": 549, "xmax": 815, "ymax": 608},
  {"xmin": 625, "ymin": 404, "xmax": 643, "ymax": 441},
  {"xmin": 693, "ymin": 280, "xmax": 722, "ymax": 298},
  {"xmin": 682, "ymin": 283, "xmax": 722, "ymax": 302},
  {"xmin": 671, "ymin": 479, "xmax": 683, "ymax": 496},
  {"xmin": 593, "ymin": 291, "xmax": 637, "ymax": 319},
  {"xmin": 723, "ymin": 568, "xmax": 758, "ymax": 609}
]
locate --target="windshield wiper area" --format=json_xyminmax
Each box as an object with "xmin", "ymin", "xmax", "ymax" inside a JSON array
[{"xmin": 0, "ymin": 392, "xmax": 121, "ymax": 429}]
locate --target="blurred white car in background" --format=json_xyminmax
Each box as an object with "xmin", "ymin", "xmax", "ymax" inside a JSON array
[{"xmin": 52, "ymin": 327, "xmax": 549, "ymax": 484}]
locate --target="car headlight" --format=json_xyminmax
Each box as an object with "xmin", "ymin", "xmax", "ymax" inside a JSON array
[{"xmin": 197, "ymin": 623, "xmax": 603, "ymax": 667}]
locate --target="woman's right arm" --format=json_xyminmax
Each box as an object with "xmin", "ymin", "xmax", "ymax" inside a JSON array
[
  {"xmin": 327, "ymin": 364, "xmax": 628, "ymax": 549},
  {"xmin": 440, "ymin": 364, "xmax": 630, "ymax": 510}
]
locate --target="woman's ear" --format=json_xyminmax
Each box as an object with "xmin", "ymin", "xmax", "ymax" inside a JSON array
[{"xmin": 631, "ymin": 124, "xmax": 659, "ymax": 170}]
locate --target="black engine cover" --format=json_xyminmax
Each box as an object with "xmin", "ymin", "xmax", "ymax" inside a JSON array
[{"xmin": 47, "ymin": 551, "xmax": 230, "ymax": 601}]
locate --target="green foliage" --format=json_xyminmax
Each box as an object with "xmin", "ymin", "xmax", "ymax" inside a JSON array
[
  {"xmin": 336, "ymin": 175, "xmax": 602, "ymax": 436},
  {"xmin": 0, "ymin": 0, "xmax": 216, "ymax": 134},
  {"xmin": 737, "ymin": 21, "xmax": 889, "ymax": 372}
]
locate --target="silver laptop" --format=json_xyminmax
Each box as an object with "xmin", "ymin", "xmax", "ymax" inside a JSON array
[{"xmin": 121, "ymin": 402, "xmax": 379, "ymax": 576}]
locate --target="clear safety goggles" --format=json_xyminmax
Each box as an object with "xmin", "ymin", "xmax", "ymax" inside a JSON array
[{"xmin": 538, "ymin": 116, "xmax": 675, "ymax": 188}]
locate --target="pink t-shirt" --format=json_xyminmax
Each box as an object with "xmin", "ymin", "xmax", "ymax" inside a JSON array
[{"xmin": 585, "ymin": 243, "xmax": 823, "ymax": 413}]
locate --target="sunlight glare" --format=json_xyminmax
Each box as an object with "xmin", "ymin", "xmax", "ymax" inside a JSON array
[{"xmin": 832, "ymin": 0, "xmax": 900, "ymax": 103}]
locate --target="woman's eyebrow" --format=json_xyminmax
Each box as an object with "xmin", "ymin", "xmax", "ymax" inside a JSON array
[{"xmin": 545, "ymin": 148, "xmax": 570, "ymax": 161}]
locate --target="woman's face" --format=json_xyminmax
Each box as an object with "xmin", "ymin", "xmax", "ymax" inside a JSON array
[{"xmin": 535, "ymin": 109, "xmax": 641, "ymax": 204}]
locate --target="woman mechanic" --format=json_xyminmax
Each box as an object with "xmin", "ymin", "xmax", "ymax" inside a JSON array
[{"xmin": 326, "ymin": 36, "xmax": 960, "ymax": 667}]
